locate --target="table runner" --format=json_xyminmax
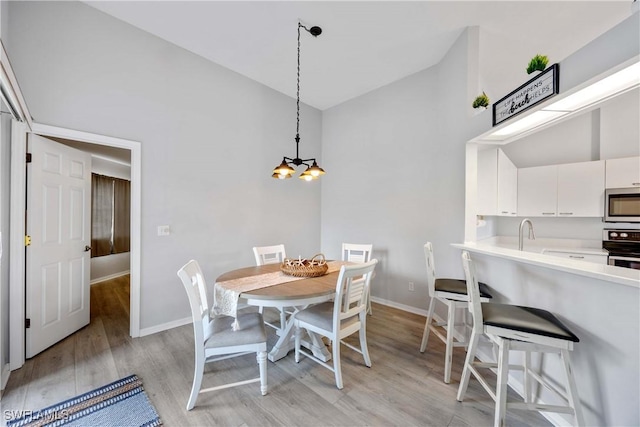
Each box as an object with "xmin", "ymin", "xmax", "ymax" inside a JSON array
[{"xmin": 214, "ymin": 261, "xmax": 348, "ymax": 330}]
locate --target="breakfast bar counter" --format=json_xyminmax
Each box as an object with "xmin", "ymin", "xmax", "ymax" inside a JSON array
[{"xmin": 451, "ymin": 241, "xmax": 639, "ymax": 426}]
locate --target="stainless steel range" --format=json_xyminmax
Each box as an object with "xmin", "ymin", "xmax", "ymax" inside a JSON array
[{"xmin": 603, "ymin": 229, "xmax": 640, "ymax": 270}]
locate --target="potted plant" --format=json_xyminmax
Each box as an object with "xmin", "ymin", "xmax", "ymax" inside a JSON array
[
  {"xmin": 472, "ymin": 91, "xmax": 490, "ymax": 110},
  {"xmin": 526, "ymin": 54, "xmax": 549, "ymax": 74}
]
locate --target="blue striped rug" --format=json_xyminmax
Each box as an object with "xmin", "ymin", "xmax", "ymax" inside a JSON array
[{"xmin": 7, "ymin": 374, "xmax": 162, "ymax": 427}]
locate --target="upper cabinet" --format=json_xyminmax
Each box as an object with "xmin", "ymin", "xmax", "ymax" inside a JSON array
[
  {"xmin": 518, "ymin": 160, "xmax": 605, "ymax": 217},
  {"xmin": 557, "ymin": 160, "xmax": 605, "ymax": 217},
  {"xmin": 605, "ymin": 156, "xmax": 640, "ymax": 189},
  {"xmin": 518, "ymin": 165, "xmax": 558, "ymax": 217},
  {"xmin": 477, "ymin": 148, "xmax": 517, "ymax": 216}
]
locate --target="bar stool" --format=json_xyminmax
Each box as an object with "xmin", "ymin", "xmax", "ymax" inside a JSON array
[
  {"xmin": 419, "ymin": 242, "xmax": 492, "ymax": 383},
  {"xmin": 458, "ymin": 251, "xmax": 584, "ymax": 427}
]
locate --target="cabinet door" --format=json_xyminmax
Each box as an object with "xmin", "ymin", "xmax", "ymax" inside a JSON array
[
  {"xmin": 605, "ymin": 156, "xmax": 640, "ymax": 188},
  {"xmin": 497, "ymin": 149, "xmax": 517, "ymax": 216},
  {"xmin": 477, "ymin": 148, "xmax": 497, "ymax": 215},
  {"xmin": 518, "ymin": 165, "xmax": 558, "ymax": 217},
  {"xmin": 543, "ymin": 250, "xmax": 608, "ymax": 265},
  {"xmin": 557, "ymin": 160, "xmax": 605, "ymax": 217}
]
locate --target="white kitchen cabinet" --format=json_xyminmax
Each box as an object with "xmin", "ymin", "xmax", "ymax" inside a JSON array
[
  {"xmin": 605, "ymin": 156, "xmax": 640, "ymax": 188},
  {"xmin": 517, "ymin": 165, "xmax": 558, "ymax": 217},
  {"xmin": 557, "ymin": 160, "xmax": 605, "ymax": 217},
  {"xmin": 518, "ymin": 161, "xmax": 605, "ymax": 217},
  {"xmin": 497, "ymin": 149, "xmax": 517, "ymax": 216},
  {"xmin": 477, "ymin": 148, "xmax": 517, "ymax": 216},
  {"xmin": 542, "ymin": 249, "xmax": 609, "ymax": 265}
]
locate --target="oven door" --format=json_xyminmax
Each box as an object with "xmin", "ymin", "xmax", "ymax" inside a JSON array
[{"xmin": 608, "ymin": 255, "xmax": 640, "ymax": 270}]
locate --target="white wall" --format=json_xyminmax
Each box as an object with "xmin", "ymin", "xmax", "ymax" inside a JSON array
[
  {"xmin": 600, "ymin": 88, "xmax": 640, "ymax": 159},
  {"xmin": 320, "ymin": 28, "xmax": 486, "ymax": 311},
  {"xmin": 6, "ymin": 1, "xmax": 323, "ymax": 329}
]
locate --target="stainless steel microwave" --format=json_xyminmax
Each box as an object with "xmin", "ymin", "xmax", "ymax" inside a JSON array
[{"xmin": 605, "ymin": 187, "xmax": 640, "ymax": 222}]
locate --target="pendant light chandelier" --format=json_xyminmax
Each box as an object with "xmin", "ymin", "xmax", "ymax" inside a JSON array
[{"xmin": 272, "ymin": 22, "xmax": 325, "ymax": 181}]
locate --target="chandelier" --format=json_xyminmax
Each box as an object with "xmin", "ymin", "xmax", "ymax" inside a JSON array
[{"xmin": 272, "ymin": 22, "xmax": 325, "ymax": 181}]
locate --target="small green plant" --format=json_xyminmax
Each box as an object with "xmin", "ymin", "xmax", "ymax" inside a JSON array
[
  {"xmin": 472, "ymin": 91, "xmax": 490, "ymax": 109},
  {"xmin": 526, "ymin": 54, "xmax": 549, "ymax": 74}
]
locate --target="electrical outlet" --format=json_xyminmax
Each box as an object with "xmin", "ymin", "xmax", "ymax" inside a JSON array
[
  {"xmin": 157, "ymin": 225, "xmax": 171, "ymax": 236},
  {"xmin": 408, "ymin": 282, "xmax": 415, "ymax": 292}
]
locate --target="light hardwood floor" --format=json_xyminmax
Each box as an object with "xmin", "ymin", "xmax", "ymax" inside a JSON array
[{"xmin": 2, "ymin": 276, "xmax": 549, "ymax": 426}]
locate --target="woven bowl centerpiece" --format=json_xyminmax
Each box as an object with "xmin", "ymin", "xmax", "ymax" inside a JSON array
[{"xmin": 281, "ymin": 253, "xmax": 328, "ymax": 277}]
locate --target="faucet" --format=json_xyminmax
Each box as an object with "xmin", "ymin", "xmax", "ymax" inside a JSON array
[{"xmin": 518, "ymin": 218, "xmax": 536, "ymax": 251}]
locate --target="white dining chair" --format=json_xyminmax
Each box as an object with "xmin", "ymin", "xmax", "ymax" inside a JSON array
[
  {"xmin": 341, "ymin": 243, "xmax": 373, "ymax": 315},
  {"xmin": 252, "ymin": 244, "xmax": 289, "ymax": 332},
  {"xmin": 458, "ymin": 251, "xmax": 583, "ymax": 427},
  {"xmin": 177, "ymin": 260, "xmax": 267, "ymax": 410},
  {"xmin": 294, "ymin": 259, "xmax": 378, "ymax": 389},
  {"xmin": 419, "ymin": 242, "xmax": 492, "ymax": 383}
]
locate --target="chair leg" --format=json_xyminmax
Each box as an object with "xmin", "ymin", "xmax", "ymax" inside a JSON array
[
  {"xmin": 333, "ymin": 338, "xmax": 344, "ymax": 389},
  {"xmin": 523, "ymin": 350, "xmax": 531, "ymax": 404},
  {"xmin": 457, "ymin": 330, "xmax": 479, "ymax": 402},
  {"xmin": 494, "ymin": 340, "xmax": 511, "ymax": 427},
  {"xmin": 257, "ymin": 350, "xmax": 268, "ymax": 396},
  {"xmin": 294, "ymin": 325, "xmax": 302, "ymax": 363},
  {"xmin": 420, "ymin": 297, "xmax": 436, "ymax": 352},
  {"xmin": 561, "ymin": 349, "xmax": 584, "ymax": 426},
  {"xmin": 187, "ymin": 353, "xmax": 204, "ymax": 411},
  {"xmin": 359, "ymin": 314, "xmax": 372, "ymax": 367},
  {"xmin": 444, "ymin": 300, "xmax": 455, "ymax": 384}
]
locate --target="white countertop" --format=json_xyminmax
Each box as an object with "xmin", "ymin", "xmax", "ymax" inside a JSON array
[{"xmin": 453, "ymin": 239, "xmax": 639, "ymax": 289}]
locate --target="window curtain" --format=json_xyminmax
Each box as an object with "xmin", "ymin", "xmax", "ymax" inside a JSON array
[
  {"xmin": 113, "ymin": 178, "xmax": 131, "ymax": 254},
  {"xmin": 91, "ymin": 174, "xmax": 113, "ymax": 257}
]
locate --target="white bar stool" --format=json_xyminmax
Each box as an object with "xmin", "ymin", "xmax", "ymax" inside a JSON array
[
  {"xmin": 419, "ymin": 242, "xmax": 492, "ymax": 383},
  {"xmin": 458, "ymin": 251, "xmax": 584, "ymax": 427}
]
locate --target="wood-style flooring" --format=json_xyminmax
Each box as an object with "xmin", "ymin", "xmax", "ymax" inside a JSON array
[{"xmin": 2, "ymin": 276, "xmax": 549, "ymax": 426}]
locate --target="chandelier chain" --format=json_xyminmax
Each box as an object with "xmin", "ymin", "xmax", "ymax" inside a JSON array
[{"xmin": 296, "ymin": 23, "xmax": 301, "ymax": 137}]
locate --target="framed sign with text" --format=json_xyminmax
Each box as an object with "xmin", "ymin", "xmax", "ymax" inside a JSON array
[{"xmin": 493, "ymin": 63, "xmax": 559, "ymax": 126}]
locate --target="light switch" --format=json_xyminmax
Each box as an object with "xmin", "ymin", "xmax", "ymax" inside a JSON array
[{"xmin": 157, "ymin": 225, "xmax": 171, "ymax": 236}]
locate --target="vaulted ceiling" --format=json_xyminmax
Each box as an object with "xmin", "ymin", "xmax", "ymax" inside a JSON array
[{"xmin": 86, "ymin": 1, "xmax": 634, "ymax": 110}]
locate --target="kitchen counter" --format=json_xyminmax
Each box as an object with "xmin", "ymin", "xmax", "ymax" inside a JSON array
[{"xmin": 453, "ymin": 239, "xmax": 639, "ymax": 288}]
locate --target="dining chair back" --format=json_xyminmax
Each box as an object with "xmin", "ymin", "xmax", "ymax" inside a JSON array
[
  {"xmin": 252, "ymin": 244, "xmax": 289, "ymax": 332},
  {"xmin": 294, "ymin": 259, "xmax": 378, "ymax": 389},
  {"xmin": 341, "ymin": 243, "xmax": 374, "ymax": 314},
  {"xmin": 458, "ymin": 251, "xmax": 583, "ymax": 426},
  {"xmin": 253, "ymin": 244, "xmax": 286, "ymax": 266},
  {"xmin": 177, "ymin": 260, "xmax": 267, "ymax": 410},
  {"xmin": 419, "ymin": 242, "xmax": 492, "ymax": 383}
]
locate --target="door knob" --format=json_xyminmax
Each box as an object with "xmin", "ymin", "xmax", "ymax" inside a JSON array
[{"xmin": 84, "ymin": 245, "xmax": 92, "ymax": 252}]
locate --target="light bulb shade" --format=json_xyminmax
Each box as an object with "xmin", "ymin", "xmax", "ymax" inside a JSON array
[
  {"xmin": 273, "ymin": 160, "xmax": 295, "ymax": 177},
  {"xmin": 308, "ymin": 161, "xmax": 325, "ymax": 177},
  {"xmin": 272, "ymin": 172, "xmax": 292, "ymax": 179},
  {"xmin": 299, "ymin": 168, "xmax": 318, "ymax": 181}
]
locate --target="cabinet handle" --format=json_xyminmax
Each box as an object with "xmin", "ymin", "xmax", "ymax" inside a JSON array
[
  {"xmin": 569, "ymin": 255, "xmax": 584, "ymax": 259},
  {"xmin": 559, "ymin": 212, "xmax": 573, "ymax": 215},
  {"xmin": 501, "ymin": 211, "xmax": 509, "ymax": 214},
  {"xmin": 632, "ymin": 182, "xmax": 640, "ymax": 186},
  {"xmin": 542, "ymin": 212, "xmax": 555, "ymax": 215}
]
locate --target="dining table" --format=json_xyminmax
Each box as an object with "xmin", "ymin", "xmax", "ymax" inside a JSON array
[{"xmin": 214, "ymin": 261, "xmax": 350, "ymax": 362}]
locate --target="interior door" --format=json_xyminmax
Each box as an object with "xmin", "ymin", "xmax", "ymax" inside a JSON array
[{"xmin": 26, "ymin": 134, "xmax": 91, "ymax": 358}]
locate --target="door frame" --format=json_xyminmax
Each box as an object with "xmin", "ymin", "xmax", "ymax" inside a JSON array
[{"xmin": 9, "ymin": 123, "xmax": 141, "ymax": 370}]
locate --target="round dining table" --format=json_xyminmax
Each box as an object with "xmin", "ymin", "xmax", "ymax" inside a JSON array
[{"xmin": 215, "ymin": 263, "xmax": 342, "ymax": 362}]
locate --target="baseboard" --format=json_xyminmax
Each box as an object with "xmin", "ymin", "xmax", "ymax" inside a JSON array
[
  {"xmin": 90, "ymin": 270, "xmax": 130, "ymax": 285},
  {"xmin": 139, "ymin": 316, "xmax": 192, "ymax": 337},
  {"xmin": 1, "ymin": 363, "xmax": 10, "ymax": 395}
]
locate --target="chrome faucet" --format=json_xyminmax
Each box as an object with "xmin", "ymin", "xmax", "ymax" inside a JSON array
[{"xmin": 518, "ymin": 218, "xmax": 536, "ymax": 251}]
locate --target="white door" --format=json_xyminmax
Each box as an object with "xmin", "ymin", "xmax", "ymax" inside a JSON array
[{"xmin": 26, "ymin": 134, "xmax": 91, "ymax": 358}]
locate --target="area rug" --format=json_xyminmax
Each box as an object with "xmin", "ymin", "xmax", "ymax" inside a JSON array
[{"xmin": 6, "ymin": 374, "xmax": 162, "ymax": 427}]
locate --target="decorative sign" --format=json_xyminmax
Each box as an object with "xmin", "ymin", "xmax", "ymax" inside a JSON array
[{"xmin": 493, "ymin": 63, "xmax": 559, "ymax": 126}]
